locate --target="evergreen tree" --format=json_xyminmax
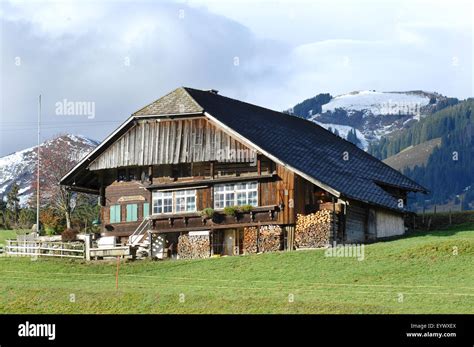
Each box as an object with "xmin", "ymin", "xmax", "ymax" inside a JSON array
[
  {"xmin": 346, "ymin": 128, "xmax": 361, "ymax": 147},
  {"xmin": 292, "ymin": 93, "xmax": 332, "ymax": 118},
  {"xmin": 6, "ymin": 183, "xmax": 20, "ymax": 226}
]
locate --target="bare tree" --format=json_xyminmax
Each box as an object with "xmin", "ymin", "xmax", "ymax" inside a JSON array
[{"xmin": 30, "ymin": 142, "xmax": 79, "ymax": 229}]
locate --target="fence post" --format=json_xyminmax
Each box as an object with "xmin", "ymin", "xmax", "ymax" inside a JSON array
[
  {"xmin": 148, "ymin": 232, "xmax": 153, "ymax": 259},
  {"xmin": 84, "ymin": 234, "xmax": 91, "ymax": 261}
]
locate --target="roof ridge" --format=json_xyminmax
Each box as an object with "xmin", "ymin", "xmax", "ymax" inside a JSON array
[
  {"xmin": 182, "ymin": 87, "xmax": 208, "ymax": 112},
  {"xmin": 184, "ymin": 87, "xmax": 286, "ymax": 114},
  {"xmin": 132, "ymin": 87, "xmax": 204, "ymax": 116},
  {"xmin": 131, "ymin": 87, "xmax": 183, "ymax": 115}
]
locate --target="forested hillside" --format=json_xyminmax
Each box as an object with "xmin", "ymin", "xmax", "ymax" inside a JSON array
[
  {"xmin": 369, "ymin": 100, "xmax": 474, "ymax": 209},
  {"xmin": 286, "ymin": 93, "xmax": 332, "ymax": 117}
]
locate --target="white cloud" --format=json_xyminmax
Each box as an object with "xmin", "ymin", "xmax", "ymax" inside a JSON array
[
  {"xmin": 3, "ymin": 0, "xmax": 108, "ymax": 38},
  {"xmin": 0, "ymin": 0, "xmax": 472, "ymax": 156}
]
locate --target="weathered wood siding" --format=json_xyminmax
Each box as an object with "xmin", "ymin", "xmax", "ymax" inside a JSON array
[
  {"xmin": 345, "ymin": 203, "xmax": 367, "ymax": 243},
  {"xmin": 99, "ymin": 157, "xmax": 280, "ymax": 237},
  {"xmin": 375, "ymin": 210, "xmax": 405, "ymax": 238},
  {"xmin": 293, "ymin": 175, "xmax": 319, "ymax": 216},
  {"xmin": 196, "ymin": 187, "xmax": 211, "ymax": 211},
  {"xmin": 89, "ymin": 118, "xmax": 255, "ymax": 170},
  {"xmin": 276, "ymin": 164, "xmax": 295, "ymax": 225},
  {"xmin": 367, "ymin": 208, "xmax": 377, "ymax": 241},
  {"xmin": 102, "ymin": 181, "xmax": 150, "ymax": 238}
]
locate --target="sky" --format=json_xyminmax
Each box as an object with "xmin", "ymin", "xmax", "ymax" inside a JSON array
[{"xmin": 0, "ymin": 0, "xmax": 473, "ymax": 156}]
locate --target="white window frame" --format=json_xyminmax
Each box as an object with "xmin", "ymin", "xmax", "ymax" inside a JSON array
[
  {"xmin": 175, "ymin": 189, "xmax": 197, "ymax": 213},
  {"xmin": 214, "ymin": 181, "xmax": 258, "ymax": 209},
  {"xmin": 152, "ymin": 189, "xmax": 197, "ymax": 215},
  {"xmin": 152, "ymin": 191, "xmax": 173, "ymax": 214}
]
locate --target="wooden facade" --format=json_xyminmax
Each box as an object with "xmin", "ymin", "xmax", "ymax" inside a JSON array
[
  {"xmin": 86, "ymin": 113, "xmax": 408, "ymax": 257},
  {"xmin": 99, "ymin": 157, "xmax": 294, "ymax": 242},
  {"xmin": 59, "ymin": 87, "xmax": 433, "ymax": 261},
  {"xmin": 89, "ymin": 118, "xmax": 255, "ymax": 170}
]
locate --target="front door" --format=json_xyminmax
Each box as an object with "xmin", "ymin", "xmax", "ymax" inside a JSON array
[{"xmin": 223, "ymin": 229, "xmax": 237, "ymax": 256}]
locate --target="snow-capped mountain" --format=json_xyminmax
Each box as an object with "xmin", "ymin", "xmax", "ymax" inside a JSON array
[
  {"xmin": 0, "ymin": 134, "xmax": 98, "ymax": 206},
  {"xmin": 320, "ymin": 90, "xmax": 431, "ymax": 115},
  {"xmin": 287, "ymin": 90, "xmax": 459, "ymax": 149}
]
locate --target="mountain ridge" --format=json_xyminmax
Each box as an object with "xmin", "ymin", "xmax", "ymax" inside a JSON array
[
  {"xmin": 0, "ymin": 134, "xmax": 98, "ymax": 206},
  {"xmin": 286, "ymin": 90, "xmax": 459, "ymax": 149}
]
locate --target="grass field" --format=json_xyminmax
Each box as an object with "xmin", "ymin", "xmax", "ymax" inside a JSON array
[
  {"xmin": 0, "ymin": 224, "xmax": 473, "ymax": 314},
  {"xmin": 0, "ymin": 230, "xmax": 20, "ymax": 247}
]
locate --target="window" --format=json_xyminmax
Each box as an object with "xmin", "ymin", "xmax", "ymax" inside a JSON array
[
  {"xmin": 152, "ymin": 189, "xmax": 197, "ymax": 214},
  {"xmin": 143, "ymin": 203, "xmax": 150, "ymax": 218},
  {"xmin": 171, "ymin": 164, "xmax": 191, "ymax": 178},
  {"xmin": 153, "ymin": 191, "xmax": 173, "ymax": 214},
  {"xmin": 126, "ymin": 204, "xmax": 138, "ymax": 222},
  {"xmin": 110, "ymin": 205, "xmax": 121, "ymax": 223},
  {"xmin": 117, "ymin": 169, "xmax": 126, "ymax": 182},
  {"xmin": 128, "ymin": 168, "xmax": 138, "ymax": 181},
  {"xmin": 214, "ymin": 182, "xmax": 258, "ymax": 208},
  {"xmin": 117, "ymin": 168, "xmax": 141, "ymax": 182},
  {"xmin": 175, "ymin": 190, "xmax": 196, "ymax": 212}
]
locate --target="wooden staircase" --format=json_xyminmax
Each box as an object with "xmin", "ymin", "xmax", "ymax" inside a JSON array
[{"xmin": 127, "ymin": 217, "xmax": 152, "ymax": 258}]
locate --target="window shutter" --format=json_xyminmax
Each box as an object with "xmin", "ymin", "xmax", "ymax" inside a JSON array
[
  {"xmin": 110, "ymin": 205, "xmax": 121, "ymax": 223},
  {"xmin": 126, "ymin": 204, "xmax": 138, "ymax": 222},
  {"xmin": 126, "ymin": 205, "xmax": 131, "ymax": 222},
  {"xmin": 143, "ymin": 203, "xmax": 150, "ymax": 218},
  {"xmin": 133, "ymin": 204, "xmax": 138, "ymax": 221}
]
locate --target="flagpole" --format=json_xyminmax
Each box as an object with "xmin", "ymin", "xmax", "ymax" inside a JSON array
[{"xmin": 36, "ymin": 95, "xmax": 41, "ymax": 234}]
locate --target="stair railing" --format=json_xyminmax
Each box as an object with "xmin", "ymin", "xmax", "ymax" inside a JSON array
[{"xmin": 127, "ymin": 217, "xmax": 151, "ymax": 246}]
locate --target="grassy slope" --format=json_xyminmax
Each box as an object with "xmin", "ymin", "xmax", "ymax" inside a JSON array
[
  {"xmin": 0, "ymin": 224, "xmax": 473, "ymax": 314},
  {"xmin": 0, "ymin": 230, "xmax": 21, "ymax": 247},
  {"xmin": 383, "ymin": 137, "xmax": 441, "ymax": 171}
]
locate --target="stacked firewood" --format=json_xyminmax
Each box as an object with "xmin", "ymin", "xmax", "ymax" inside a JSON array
[
  {"xmin": 177, "ymin": 234, "xmax": 210, "ymax": 259},
  {"xmin": 243, "ymin": 227, "xmax": 258, "ymax": 254},
  {"xmin": 242, "ymin": 226, "xmax": 282, "ymax": 254},
  {"xmin": 295, "ymin": 210, "xmax": 334, "ymax": 248},
  {"xmin": 258, "ymin": 225, "xmax": 282, "ymax": 252}
]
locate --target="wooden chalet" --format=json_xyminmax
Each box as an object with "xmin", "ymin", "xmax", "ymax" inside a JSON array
[{"xmin": 60, "ymin": 87, "xmax": 427, "ymax": 259}]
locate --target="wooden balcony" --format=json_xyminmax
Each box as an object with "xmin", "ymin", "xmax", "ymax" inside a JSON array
[{"xmin": 149, "ymin": 205, "xmax": 280, "ymax": 233}]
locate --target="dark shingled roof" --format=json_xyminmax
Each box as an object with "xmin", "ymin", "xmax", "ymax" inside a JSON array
[
  {"xmin": 183, "ymin": 87, "xmax": 427, "ymax": 211},
  {"xmin": 61, "ymin": 87, "xmax": 427, "ymax": 211}
]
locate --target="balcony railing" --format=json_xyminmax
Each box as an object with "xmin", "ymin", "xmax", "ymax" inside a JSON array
[{"xmin": 148, "ymin": 205, "xmax": 280, "ymax": 232}]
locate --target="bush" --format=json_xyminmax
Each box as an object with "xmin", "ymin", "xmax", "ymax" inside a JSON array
[
  {"xmin": 239, "ymin": 205, "xmax": 253, "ymax": 213},
  {"xmin": 40, "ymin": 209, "xmax": 61, "ymax": 233},
  {"xmin": 223, "ymin": 206, "xmax": 239, "ymax": 216},
  {"xmin": 45, "ymin": 227, "xmax": 57, "ymax": 236},
  {"xmin": 200, "ymin": 208, "xmax": 215, "ymax": 219},
  {"xmin": 61, "ymin": 228, "xmax": 79, "ymax": 242}
]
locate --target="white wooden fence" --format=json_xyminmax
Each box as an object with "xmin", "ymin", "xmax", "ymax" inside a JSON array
[{"xmin": 5, "ymin": 240, "xmax": 85, "ymax": 259}]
